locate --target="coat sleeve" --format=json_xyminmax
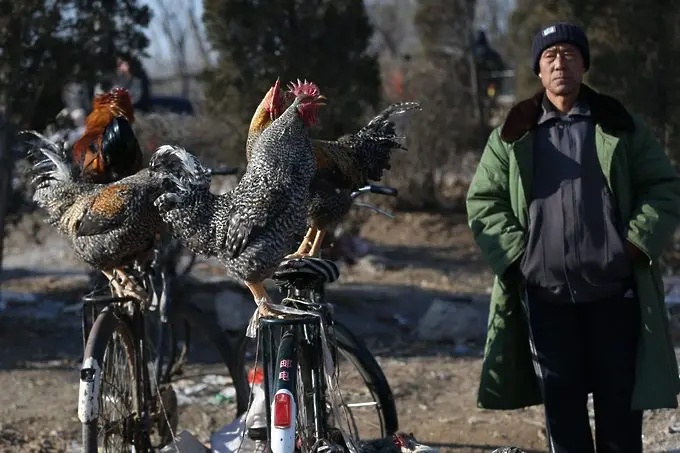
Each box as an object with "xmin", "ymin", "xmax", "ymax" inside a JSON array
[
  {"xmin": 625, "ymin": 115, "xmax": 680, "ymax": 262},
  {"xmin": 466, "ymin": 128, "xmax": 526, "ymax": 277}
]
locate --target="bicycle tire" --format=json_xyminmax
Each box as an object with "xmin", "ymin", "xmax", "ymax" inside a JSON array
[
  {"xmin": 80, "ymin": 308, "xmax": 148, "ymax": 453},
  {"xmin": 330, "ymin": 321, "xmax": 399, "ymax": 437}
]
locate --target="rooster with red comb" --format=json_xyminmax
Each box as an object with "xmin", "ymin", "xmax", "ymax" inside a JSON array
[{"xmin": 154, "ymin": 78, "xmax": 325, "ymax": 331}]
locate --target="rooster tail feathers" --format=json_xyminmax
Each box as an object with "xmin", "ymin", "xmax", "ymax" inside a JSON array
[
  {"xmin": 360, "ymin": 101, "xmax": 422, "ymax": 139},
  {"xmin": 19, "ymin": 130, "xmax": 73, "ymax": 187},
  {"xmin": 149, "ymin": 145, "xmax": 211, "ymax": 193},
  {"xmin": 352, "ymin": 101, "xmax": 422, "ymax": 154},
  {"xmin": 347, "ymin": 101, "xmax": 421, "ymax": 181},
  {"xmin": 150, "ymin": 145, "xmax": 218, "ymax": 255}
]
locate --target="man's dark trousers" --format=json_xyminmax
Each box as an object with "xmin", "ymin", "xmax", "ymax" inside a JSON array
[{"xmin": 523, "ymin": 291, "xmax": 642, "ymax": 453}]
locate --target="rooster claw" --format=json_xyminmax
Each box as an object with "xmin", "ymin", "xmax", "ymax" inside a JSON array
[
  {"xmin": 246, "ymin": 299, "xmax": 283, "ymax": 338},
  {"xmin": 108, "ymin": 270, "xmax": 147, "ymax": 303},
  {"xmin": 284, "ymin": 253, "xmax": 307, "ymax": 260}
]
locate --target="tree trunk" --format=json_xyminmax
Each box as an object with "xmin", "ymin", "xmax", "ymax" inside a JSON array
[{"xmin": 0, "ymin": 109, "xmax": 14, "ymax": 277}]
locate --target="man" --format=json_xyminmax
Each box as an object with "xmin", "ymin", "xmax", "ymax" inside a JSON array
[
  {"xmin": 96, "ymin": 55, "xmax": 151, "ymax": 112},
  {"xmin": 466, "ymin": 22, "xmax": 680, "ymax": 453}
]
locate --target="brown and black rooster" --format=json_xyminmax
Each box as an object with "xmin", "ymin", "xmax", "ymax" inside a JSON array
[
  {"xmin": 71, "ymin": 87, "xmax": 143, "ymax": 184},
  {"xmin": 259, "ymin": 93, "xmax": 421, "ymax": 257},
  {"xmin": 245, "ymin": 77, "xmax": 286, "ymax": 161},
  {"xmin": 21, "ymin": 134, "xmax": 204, "ymax": 301},
  {"xmin": 153, "ymin": 80, "xmax": 324, "ymax": 324}
]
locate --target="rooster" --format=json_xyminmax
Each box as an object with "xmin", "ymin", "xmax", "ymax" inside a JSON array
[
  {"xmin": 21, "ymin": 133, "xmax": 205, "ymax": 300},
  {"xmin": 153, "ymin": 80, "xmax": 324, "ymax": 325},
  {"xmin": 260, "ymin": 97, "xmax": 421, "ymax": 257},
  {"xmin": 71, "ymin": 87, "xmax": 142, "ymax": 184},
  {"xmin": 245, "ymin": 78, "xmax": 286, "ymax": 161}
]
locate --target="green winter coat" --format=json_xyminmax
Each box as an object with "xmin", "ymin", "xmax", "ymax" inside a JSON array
[{"xmin": 466, "ymin": 84, "xmax": 680, "ymax": 410}]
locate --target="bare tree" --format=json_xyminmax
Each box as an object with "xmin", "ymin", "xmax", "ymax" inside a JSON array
[
  {"xmin": 474, "ymin": 0, "xmax": 514, "ymax": 43},
  {"xmin": 365, "ymin": 0, "xmax": 418, "ymax": 58},
  {"xmin": 149, "ymin": 0, "xmax": 212, "ymax": 97},
  {"xmin": 373, "ymin": 0, "xmax": 484, "ymax": 211}
]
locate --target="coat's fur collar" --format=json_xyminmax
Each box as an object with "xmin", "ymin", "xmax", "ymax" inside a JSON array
[{"xmin": 500, "ymin": 84, "xmax": 635, "ymax": 143}]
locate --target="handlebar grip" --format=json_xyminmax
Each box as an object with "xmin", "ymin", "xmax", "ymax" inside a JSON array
[
  {"xmin": 208, "ymin": 166, "xmax": 239, "ymax": 176},
  {"xmin": 368, "ymin": 185, "xmax": 398, "ymax": 196}
]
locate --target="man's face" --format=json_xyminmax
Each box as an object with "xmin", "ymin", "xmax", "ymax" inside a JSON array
[
  {"xmin": 117, "ymin": 58, "xmax": 130, "ymax": 74},
  {"xmin": 538, "ymin": 43, "xmax": 584, "ymax": 96}
]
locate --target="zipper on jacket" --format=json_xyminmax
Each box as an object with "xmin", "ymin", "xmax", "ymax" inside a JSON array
[
  {"xmin": 563, "ymin": 205, "xmax": 577, "ymax": 303},
  {"xmin": 562, "ymin": 119, "xmax": 577, "ymax": 303}
]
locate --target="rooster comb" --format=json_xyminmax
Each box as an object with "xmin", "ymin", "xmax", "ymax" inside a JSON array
[
  {"xmin": 110, "ymin": 87, "xmax": 131, "ymax": 97},
  {"xmin": 90, "ymin": 87, "xmax": 135, "ymax": 122},
  {"xmin": 94, "ymin": 87, "xmax": 131, "ymax": 103},
  {"xmin": 287, "ymin": 79, "xmax": 320, "ymax": 98}
]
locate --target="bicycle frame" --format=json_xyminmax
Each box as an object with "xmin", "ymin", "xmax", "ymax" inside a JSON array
[{"xmin": 257, "ymin": 283, "xmax": 338, "ymax": 453}]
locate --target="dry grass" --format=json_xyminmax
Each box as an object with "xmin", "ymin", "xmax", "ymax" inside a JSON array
[{"xmin": 132, "ymin": 109, "xmax": 247, "ymax": 169}]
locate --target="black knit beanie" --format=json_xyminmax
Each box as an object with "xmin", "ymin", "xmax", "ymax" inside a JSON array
[{"xmin": 531, "ymin": 22, "xmax": 590, "ymax": 74}]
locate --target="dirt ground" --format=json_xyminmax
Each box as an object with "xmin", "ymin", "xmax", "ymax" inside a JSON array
[{"xmin": 1, "ymin": 211, "xmax": 680, "ymax": 452}]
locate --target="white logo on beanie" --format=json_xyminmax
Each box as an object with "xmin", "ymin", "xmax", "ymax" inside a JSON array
[{"xmin": 542, "ymin": 25, "xmax": 556, "ymax": 36}]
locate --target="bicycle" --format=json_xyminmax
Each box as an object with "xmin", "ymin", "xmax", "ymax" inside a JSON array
[
  {"xmin": 77, "ymin": 165, "xmax": 250, "ymax": 453},
  {"xmin": 238, "ymin": 184, "xmax": 400, "ymax": 453}
]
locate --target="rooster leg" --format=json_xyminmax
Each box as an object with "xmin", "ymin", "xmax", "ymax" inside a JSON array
[
  {"xmin": 101, "ymin": 270, "xmax": 122, "ymax": 297},
  {"xmin": 244, "ymin": 281, "xmax": 278, "ymax": 318},
  {"xmin": 103, "ymin": 271, "xmax": 136, "ymax": 301},
  {"xmin": 286, "ymin": 227, "xmax": 316, "ymax": 259},
  {"xmin": 307, "ymin": 229, "xmax": 327, "ymax": 258},
  {"xmin": 108, "ymin": 268, "xmax": 147, "ymax": 302},
  {"xmin": 244, "ymin": 281, "xmax": 283, "ymax": 337}
]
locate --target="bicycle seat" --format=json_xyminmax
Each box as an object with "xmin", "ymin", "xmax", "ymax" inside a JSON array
[{"xmin": 272, "ymin": 257, "xmax": 340, "ymax": 285}]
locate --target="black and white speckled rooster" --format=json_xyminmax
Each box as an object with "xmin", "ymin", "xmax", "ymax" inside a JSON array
[{"xmin": 153, "ymin": 80, "xmax": 324, "ymax": 322}]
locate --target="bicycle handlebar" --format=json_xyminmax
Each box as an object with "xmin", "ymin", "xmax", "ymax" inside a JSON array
[
  {"xmin": 349, "ymin": 184, "xmax": 398, "ymax": 218},
  {"xmin": 207, "ymin": 165, "xmax": 240, "ymax": 176},
  {"xmin": 350, "ymin": 184, "xmax": 398, "ymax": 200}
]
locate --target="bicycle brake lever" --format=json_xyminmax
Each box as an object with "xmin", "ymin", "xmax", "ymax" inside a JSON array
[
  {"xmin": 149, "ymin": 274, "xmax": 161, "ymax": 310},
  {"xmin": 354, "ymin": 202, "xmax": 396, "ymax": 219}
]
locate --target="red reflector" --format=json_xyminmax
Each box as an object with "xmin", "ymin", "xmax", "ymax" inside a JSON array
[{"xmin": 273, "ymin": 392, "xmax": 292, "ymax": 428}]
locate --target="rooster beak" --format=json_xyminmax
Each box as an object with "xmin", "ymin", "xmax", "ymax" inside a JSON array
[{"xmin": 315, "ymin": 95, "xmax": 327, "ymax": 106}]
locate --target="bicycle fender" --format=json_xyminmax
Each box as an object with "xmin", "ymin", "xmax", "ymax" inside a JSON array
[{"xmin": 78, "ymin": 356, "xmax": 102, "ymax": 424}]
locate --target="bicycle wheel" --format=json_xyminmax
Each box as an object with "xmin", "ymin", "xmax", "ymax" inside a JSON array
[
  {"xmin": 238, "ymin": 319, "xmax": 398, "ymax": 444},
  {"xmin": 329, "ymin": 321, "xmax": 399, "ymax": 441},
  {"xmin": 80, "ymin": 307, "xmax": 148, "ymax": 453}
]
